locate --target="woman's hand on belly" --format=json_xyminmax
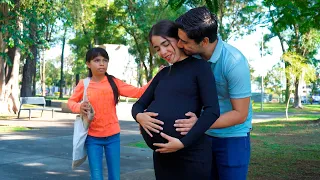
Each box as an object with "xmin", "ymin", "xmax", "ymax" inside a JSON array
[
  {"xmin": 136, "ymin": 112, "xmax": 164, "ymax": 137},
  {"xmin": 153, "ymin": 132, "xmax": 185, "ymax": 153}
]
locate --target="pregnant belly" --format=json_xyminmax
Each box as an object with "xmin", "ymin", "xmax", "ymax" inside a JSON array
[{"xmin": 141, "ymin": 114, "xmax": 185, "ymax": 151}]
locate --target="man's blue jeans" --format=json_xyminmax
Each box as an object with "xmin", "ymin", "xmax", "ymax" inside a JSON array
[
  {"xmin": 85, "ymin": 133, "xmax": 120, "ymax": 180},
  {"xmin": 210, "ymin": 133, "xmax": 251, "ymax": 180}
]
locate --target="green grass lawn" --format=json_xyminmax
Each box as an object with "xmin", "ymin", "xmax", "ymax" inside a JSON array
[
  {"xmin": 0, "ymin": 125, "xmax": 32, "ymax": 132},
  {"xmin": 127, "ymin": 114, "xmax": 320, "ymax": 179},
  {"xmin": 249, "ymin": 114, "xmax": 320, "ymax": 180},
  {"xmin": 127, "ymin": 140, "xmax": 149, "ymax": 148},
  {"xmin": 253, "ymin": 103, "xmax": 320, "ymax": 113}
]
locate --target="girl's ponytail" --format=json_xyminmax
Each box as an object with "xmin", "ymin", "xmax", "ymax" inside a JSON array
[{"xmin": 105, "ymin": 72, "xmax": 119, "ymax": 105}]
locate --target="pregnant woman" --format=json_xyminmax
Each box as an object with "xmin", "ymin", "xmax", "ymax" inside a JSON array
[{"xmin": 131, "ymin": 20, "xmax": 220, "ymax": 180}]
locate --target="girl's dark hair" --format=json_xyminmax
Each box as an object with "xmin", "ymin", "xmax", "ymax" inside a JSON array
[
  {"xmin": 148, "ymin": 20, "xmax": 179, "ymax": 44},
  {"xmin": 85, "ymin": 47, "xmax": 119, "ymax": 105}
]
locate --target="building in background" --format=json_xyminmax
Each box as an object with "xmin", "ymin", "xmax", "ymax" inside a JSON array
[{"xmin": 96, "ymin": 44, "xmax": 138, "ymax": 86}]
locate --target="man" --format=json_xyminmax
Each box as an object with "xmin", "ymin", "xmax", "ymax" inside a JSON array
[{"xmin": 173, "ymin": 6, "xmax": 252, "ymax": 180}]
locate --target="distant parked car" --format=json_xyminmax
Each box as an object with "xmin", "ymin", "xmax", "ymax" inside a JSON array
[
  {"xmin": 312, "ymin": 95, "xmax": 320, "ymax": 103},
  {"xmin": 301, "ymin": 96, "xmax": 307, "ymax": 104}
]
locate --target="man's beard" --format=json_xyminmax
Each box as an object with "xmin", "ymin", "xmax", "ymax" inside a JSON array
[{"xmin": 183, "ymin": 49, "xmax": 194, "ymax": 55}]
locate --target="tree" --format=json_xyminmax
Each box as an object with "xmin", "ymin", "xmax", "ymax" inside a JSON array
[
  {"xmin": 311, "ymin": 66, "xmax": 320, "ymax": 97},
  {"xmin": 67, "ymin": 0, "xmax": 108, "ymax": 85},
  {"xmin": 264, "ymin": 63, "xmax": 285, "ymax": 102},
  {"xmin": 95, "ymin": 0, "xmax": 186, "ymax": 85},
  {"xmin": 282, "ymin": 52, "xmax": 316, "ymax": 108},
  {"xmin": 58, "ymin": 3, "xmax": 72, "ymax": 98},
  {"xmin": 262, "ymin": 0, "xmax": 320, "ymax": 107},
  {"xmin": 18, "ymin": 0, "xmax": 60, "ymax": 97},
  {"xmin": 0, "ymin": 0, "xmax": 21, "ymax": 113},
  {"xmin": 168, "ymin": 0, "xmax": 262, "ymax": 41},
  {"xmin": 45, "ymin": 58, "xmax": 60, "ymax": 88}
]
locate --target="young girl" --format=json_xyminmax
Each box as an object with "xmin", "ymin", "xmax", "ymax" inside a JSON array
[
  {"xmin": 68, "ymin": 47, "xmax": 150, "ymax": 180},
  {"xmin": 131, "ymin": 20, "xmax": 220, "ymax": 180}
]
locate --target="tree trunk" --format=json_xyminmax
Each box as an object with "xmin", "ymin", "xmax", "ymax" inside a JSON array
[
  {"xmin": 293, "ymin": 77, "xmax": 302, "ymax": 108},
  {"xmin": 59, "ymin": 28, "xmax": 67, "ymax": 98},
  {"xmin": 21, "ymin": 56, "xmax": 34, "ymax": 97},
  {"xmin": 0, "ymin": 58, "xmax": 6, "ymax": 101},
  {"xmin": 21, "ymin": 45, "xmax": 37, "ymax": 97},
  {"xmin": 32, "ymin": 52, "xmax": 37, "ymax": 96},
  {"xmin": 285, "ymin": 68, "xmax": 290, "ymax": 104},
  {"xmin": 270, "ymin": 5, "xmax": 289, "ymax": 104},
  {"xmin": 0, "ymin": 3, "xmax": 8, "ymax": 101},
  {"xmin": 285, "ymin": 92, "xmax": 291, "ymax": 120},
  {"xmin": 3, "ymin": 46, "xmax": 21, "ymax": 114},
  {"xmin": 21, "ymin": 20, "xmax": 37, "ymax": 97},
  {"xmin": 137, "ymin": 61, "xmax": 143, "ymax": 87},
  {"xmin": 147, "ymin": 53, "xmax": 153, "ymax": 81},
  {"xmin": 0, "ymin": 1, "xmax": 21, "ymax": 114},
  {"xmin": 40, "ymin": 50, "xmax": 46, "ymax": 96}
]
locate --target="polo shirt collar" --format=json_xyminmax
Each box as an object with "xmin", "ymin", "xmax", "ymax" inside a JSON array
[
  {"xmin": 208, "ymin": 36, "xmax": 223, "ymax": 64},
  {"xmin": 192, "ymin": 36, "xmax": 223, "ymax": 64}
]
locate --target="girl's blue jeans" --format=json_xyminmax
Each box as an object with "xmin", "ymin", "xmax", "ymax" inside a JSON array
[{"xmin": 85, "ymin": 133, "xmax": 120, "ymax": 180}]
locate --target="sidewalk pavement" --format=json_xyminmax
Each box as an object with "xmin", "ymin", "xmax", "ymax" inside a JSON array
[
  {"xmin": 0, "ymin": 103, "xmax": 155, "ymax": 180},
  {"xmin": 0, "ymin": 102, "xmax": 303, "ymax": 180}
]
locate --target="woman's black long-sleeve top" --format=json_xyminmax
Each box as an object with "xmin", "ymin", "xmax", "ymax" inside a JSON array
[{"xmin": 132, "ymin": 57, "xmax": 220, "ymax": 150}]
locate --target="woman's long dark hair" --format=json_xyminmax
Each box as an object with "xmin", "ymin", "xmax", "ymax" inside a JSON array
[
  {"xmin": 148, "ymin": 20, "xmax": 179, "ymax": 43},
  {"xmin": 85, "ymin": 47, "xmax": 119, "ymax": 105},
  {"xmin": 149, "ymin": 20, "xmax": 180, "ymax": 73}
]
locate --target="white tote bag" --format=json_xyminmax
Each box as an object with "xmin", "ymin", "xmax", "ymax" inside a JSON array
[{"xmin": 72, "ymin": 77, "xmax": 94, "ymax": 169}]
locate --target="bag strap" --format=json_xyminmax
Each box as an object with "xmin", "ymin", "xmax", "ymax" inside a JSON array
[{"xmin": 82, "ymin": 77, "xmax": 91, "ymax": 102}]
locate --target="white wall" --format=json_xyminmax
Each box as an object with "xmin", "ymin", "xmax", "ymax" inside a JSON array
[{"xmin": 97, "ymin": 44, "xmax": 138, "ymax": 86}]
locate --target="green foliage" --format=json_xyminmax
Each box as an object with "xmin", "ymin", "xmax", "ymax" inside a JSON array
[
  {"xmin": 261, "ymin": 0, "xmax": 320, "ymax": 104},
  {"xmin": 0, "ymin": 0, "xmax": 67, "ymax": 68},
  {"xmin": 168, "ymin": 0, "xmax": 262, "ymax": 41},
  {"xmin": 90, "ymin": 0, "xmax": 187, "ymax": 83},
  {"xmin": 45, "ymin": 59, "xmax": 60, "ymax": 86},
  {"xmin": 44, "ymin": 55, "xmax": 75, "ymax": 88},
  {"xmin": 168, "ymin": 0, "xmax": 185, "ymax": 11},
  {"xmin": 67, "ymin": 0, "xmax": 108, "ymax": 78},
  {"xmin": 264, "ymin": 63, "xmax": 285, "ymax": 97},
  {"xmin": 282, "ymin": 52, "xmax": 316, "ymax": 84}
]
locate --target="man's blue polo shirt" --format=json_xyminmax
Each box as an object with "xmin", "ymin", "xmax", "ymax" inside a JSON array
[{"xmin": 195, "ymin": 37, "xmax": 252, "ymax": 137}]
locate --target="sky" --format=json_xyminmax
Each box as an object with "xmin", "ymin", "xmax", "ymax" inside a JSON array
[{"xmin": 228, "ymin": 28, "xmax": 284, "ymax": 77}]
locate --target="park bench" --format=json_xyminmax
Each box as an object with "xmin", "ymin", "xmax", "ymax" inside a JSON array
[{"xmin": 17, "ymin": 97, "xmax": 54, "ymax": 120}]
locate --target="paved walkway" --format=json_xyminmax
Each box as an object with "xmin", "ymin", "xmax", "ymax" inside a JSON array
[
  {"xmin": 0, "ymin": 103, "xmax": 155, "ymax": 180},
  {"xmin": 0, "ymin": 102, "xmax": 312, "ymax": 180}
]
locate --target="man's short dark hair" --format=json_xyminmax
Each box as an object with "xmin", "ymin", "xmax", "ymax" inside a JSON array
[{"xmin": 175, "ymin": 6, "xmax": 218, "ymax": 44}]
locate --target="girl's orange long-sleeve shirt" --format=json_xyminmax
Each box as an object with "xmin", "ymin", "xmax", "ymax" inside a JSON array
[{"xmin": 68, "ymin": 76, "xmax": 150, "ymax": 137}]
